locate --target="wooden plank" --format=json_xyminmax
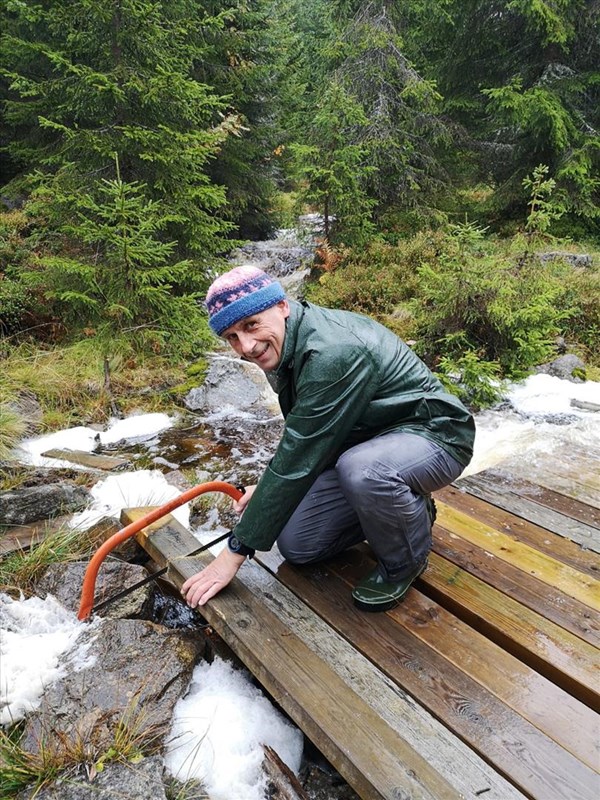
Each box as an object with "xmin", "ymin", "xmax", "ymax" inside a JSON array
[
  {"xmin": 259, "ymin": 551, "xmax": 599, "ymax": 800},
  {"xmin": 0, "ymin": 515, "xmax": 73, "ymax": 555},
  {"xmin": 465, "ymin": 469, "xmax": 600, "ymax": 529},
  {"xmin": 248, "ymin": 551, "xmax": 526, "ymax": 800},
  {"xmin": 41, "ymin": 448, "xmax": 131, "ymax": 471},
  {"xmin": 422, "ymin": 551, "xmax": 600, "ymax": 710},
  {"xmin": 435, "ymin": 501, "xmax": 600, "ymax": 610},
  {"xmin": 499, "ymin": 452, "xmax": 600, "ymax": 509},
  {"xmin": 456, "ymin": 479, "xmax": 600, "ymax": 553},
  {"xmin": 122, "ymin": 509, "xmax": 462, "ymax": 800},
  {"xmin": 324, "ymin": 547, "xmax": 599, "ymax": 769},
  {"xmin": 456, "ymin": 472, "xmax": 600, "ymax": 550},
  {"xmin": 541, "ymin": 459, "xmax": 600, "ymax": 508},
  {"xmin": 436, "ymin": 485, "xmax": 600, "ymax": 577},
  {"xmin": 433, "ymin": 524, "xmax": 600, "ymax": 648}
]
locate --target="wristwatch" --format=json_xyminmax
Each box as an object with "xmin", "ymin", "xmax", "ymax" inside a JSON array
[{"xmin": 227, "ymin": 533, "xmax": 255, "ymax": 559}]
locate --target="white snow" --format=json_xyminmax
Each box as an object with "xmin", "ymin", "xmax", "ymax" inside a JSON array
[
  {"xmin": 69, "ymin": 469, "xmax": 190, "ymax": 530},
  {"xmin": 16, "ymin": 412, "xmax": 174, "ymax": 469},
  {"xmin": 0, "ymin": 594, "xmax": 99, "ymax": 726},
  {"xmin": 164, "ymin": 657, "xmax": 303, "ymax": 800}
]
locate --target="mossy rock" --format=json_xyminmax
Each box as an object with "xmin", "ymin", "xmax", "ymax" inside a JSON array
[{"xmin": 169, "ymin": 358, "xmax": 210, "ymax": 399}]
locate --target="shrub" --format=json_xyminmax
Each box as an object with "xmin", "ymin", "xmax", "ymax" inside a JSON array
[{"xmin": 413, "ymin": 222, "xmax": 573, "ymax": 378}]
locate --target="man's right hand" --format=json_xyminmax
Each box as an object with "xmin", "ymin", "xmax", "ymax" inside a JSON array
[
  {"xmin": 233, "ymin": 484, "xmax": 256, "ymax": 515},
  {"xmin": 181, "ymin": 547, "xmax": 245, "ymax": 608}
]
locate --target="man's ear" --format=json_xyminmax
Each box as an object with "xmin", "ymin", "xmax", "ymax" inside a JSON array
[{"xmin": 278, "ymin": 299, "xmax": 290, "ymax": 318}]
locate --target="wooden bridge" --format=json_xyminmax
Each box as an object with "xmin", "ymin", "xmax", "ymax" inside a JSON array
[{"xmin": 123, "ymin": 466, "xmax": 600, "ymax": 800}]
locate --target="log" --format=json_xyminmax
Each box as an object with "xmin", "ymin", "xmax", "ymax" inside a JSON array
[
  {"xmin": 41, "ymin": 448, "xmax": 131, "ymax": 471},
  {"xmin": 262, "ymin": 746, "xmax": 309, "ymax": 800}
]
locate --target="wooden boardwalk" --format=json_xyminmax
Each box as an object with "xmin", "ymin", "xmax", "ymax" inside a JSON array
[{"xmin": 124, "ymin": 467, "xmax": 600, "ymax": 800}]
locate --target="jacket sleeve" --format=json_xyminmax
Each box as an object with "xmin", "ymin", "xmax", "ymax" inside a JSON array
[{"xmin": 232, "ymin": 344, "xmax": 381, "ymax": 551}]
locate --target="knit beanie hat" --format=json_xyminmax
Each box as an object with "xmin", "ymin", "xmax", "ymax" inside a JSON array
[{"xmin": 205, "ymin": 265, "xmax": 286, "ymax": 335}]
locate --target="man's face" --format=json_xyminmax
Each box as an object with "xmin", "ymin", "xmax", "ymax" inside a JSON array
[{"xmin": 221, "ymin": 300, "xmax": 290, "ymax": 371}]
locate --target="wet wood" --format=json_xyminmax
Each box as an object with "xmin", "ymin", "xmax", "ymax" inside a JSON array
[
  {"xmin": 123, "ymin": 508, "xmax": 463, "ymax": 800},
  {"xmin": 121, "ymin": 469, "xmax": 600, "ymax": 800},
  {"xmin": 325, "ymin": 550, "xmax": 599, "ymax": 769},
  {"xmin": 435, "ymin": 501, "xmax": 600, "ymax": 610},
  {"xmin": 262, "ymin": 553, "xmax": 598, "ymax": 800},
  {"xmin": 501, "ymin": 452, "xmax": 600, "ymax": 509},
  {"xmin": 570, "ymin": 398, "xmax": 600, "ymax": 412},
  {"xmin": 436, "ymin": 485, "xmax": 600, "ymax": 576},
  {"xmin": 262, "ymin": 746, "xmax": 310, "ymax": 800},
  {"xmin": 456, "ymin": 469, "xmax": 600, "ymax": 539},
  {"xmin": 41, "ymin": 448, "xmax": 131, "ymax": 471},
  {"xmin": 246, "ymin": 553, "xmax": 522, "ymax": 800},
  {"xmin": 0, "ymin": 515, "xmax": 72, "ymax": 555},
  {"xmin": 433, "ymin": 524, "xmax": 600, "ymax": 647},
  {"xmin": 422, "ymin": 552, "xmax": 600, "ymax": 709}
]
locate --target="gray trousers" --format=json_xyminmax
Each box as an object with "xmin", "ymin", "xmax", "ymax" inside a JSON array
[{"xmin": 277, "ymin": 431, "xmax": 465, "ymax": 580}]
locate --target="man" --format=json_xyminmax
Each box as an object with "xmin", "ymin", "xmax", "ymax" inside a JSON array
[{"xmin": 182, "ymin": 265, "xmax": 475, "ymax": 612}]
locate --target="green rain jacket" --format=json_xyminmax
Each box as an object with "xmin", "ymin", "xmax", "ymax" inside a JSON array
[{"xmin": 232, "ymin": 300, "xmax": 475, "ymax": 551}]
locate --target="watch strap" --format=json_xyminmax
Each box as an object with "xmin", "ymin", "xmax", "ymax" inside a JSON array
[{"xmin": 227, "ymin": 532, "xmax": 255, "ymax": 559}]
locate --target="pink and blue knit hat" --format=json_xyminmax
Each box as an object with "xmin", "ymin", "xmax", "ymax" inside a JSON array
[{"xmin": 205, "ymin": 265, "xmax": 286, "ymax": 335}]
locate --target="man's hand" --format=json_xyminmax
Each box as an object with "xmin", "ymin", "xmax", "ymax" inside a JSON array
[
  {"xmin": 181, "ymin": 547, "xmax": 245, "ymax": 608},
  {"xmin": 233, "ymin": 484, "xmax": 256, "ymax": 515}
]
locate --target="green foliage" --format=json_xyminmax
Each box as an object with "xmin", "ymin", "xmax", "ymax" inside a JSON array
[
  {"xmin": 1, "ymin": 339, "xmax": 188, "ymax": 430},
  {"xmin": 306, "ymin": 217, "xmax": 595, "ymax": 407},
  {"xmin": 291, "ymin": 81, "xmax": 376, "ymax": 245},
  {"xmin": 436, "ymin": 346, "xmax": 504, "ymax": 410},
  {"xmin": 0, "ymin": 696, "xmax": 164, "ymax": 799},
  {"xmin": 561, "ymin": 266, "xmax": 600, "ymax": 364},
  {"xmin": 19, "ymin": 157, "xmax": 213, "ymax": 357},
  {"xmin": 305, "ymin": 235, "xmax": 436, "ymax": 321},
  {"xmin": 409, "ymin": 0, "xmax": 600, "ymax": 229},
  {"xmin": 414, "ymin": 221, "xmax": 573, "ymax": 377},
  {"xmin": 0, "ymin": 525, "xmax": 94, "ymax": 596},
  {"xmin": 522, "ymin": 164, "xmax": 564, "ymax": 238},
  {"xmin": 0, "ymin": 401, "xmax": 26, "ymax": 461},
  {"xmin": 0, "ymin": 210, "xmax": 40, "ymax": 336},
  {"xmin": 1, "ymin": 0, "xmax": 235, "ymax": 256}
]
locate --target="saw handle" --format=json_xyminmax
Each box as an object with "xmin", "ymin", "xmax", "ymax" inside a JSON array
[{"xmin": 77, "ymin": 480, "xmax": 243, "ymax": 620}]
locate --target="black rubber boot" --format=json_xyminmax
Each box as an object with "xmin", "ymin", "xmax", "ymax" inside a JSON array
[{"xmin": 352, "ymin": 560, "xmax": 428, "ymax": 612}]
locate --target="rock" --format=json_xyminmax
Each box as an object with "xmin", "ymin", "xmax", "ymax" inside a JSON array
[
  {"xmin": 163, "ymin": 469, "xmax": 193, "ymax": 492},
  {"xmin": 21, "ymin": 617, "xmax": 202, "ymax": 757},
  {"xmin": 534, "ymin": 353, "xmax": 586, "ymax": 382},
  {"xmin": 17, "ymin": 755, "xmax": 169, "ymax": 800},
  {"xmin": 185, "ymin": 355, "xmax": 280, "ymax": 416},
  {"xmin": 0, "ymin": 482, "xmax": 90, "ymax": 526},
  {"xmin": 7, "ymin": 389, "xmax": 44, "ymax": 435},
  {"xmin": 36, "ymin": 560, "xmax": 156, "ymax": 619},
  {"xmin": 537, "ymin": 251, "xmax": 593, "ymax": 269}
]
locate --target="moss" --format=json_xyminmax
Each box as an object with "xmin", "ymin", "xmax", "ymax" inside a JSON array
[
  {"xmin": 571, "ymin": 366, "xmax": 587, "ymax": 380},
  {"xmin": 186, "ymin": 358, "xmax": 208, "ymax": 378}
]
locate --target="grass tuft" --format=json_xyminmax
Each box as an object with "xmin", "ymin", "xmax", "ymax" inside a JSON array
[
  {"xmin": 0, "ymin": 524, "xmax": 98, "ymax": 596},
  {"xmin": 0, "ymin": 695, "xmax": 166, "ymax": 799},
  {"xmin": 0, "ymin": 403, "xmax": 27, "ymax": 461}
]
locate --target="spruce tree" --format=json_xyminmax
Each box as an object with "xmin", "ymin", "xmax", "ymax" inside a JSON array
[
  {"xmin": 410, "ymin": 0, "xmax": 600, "ymax": 228},
  {"xmin": 1, "ymin": 0, "xmax": 235, "ymax": 258}
]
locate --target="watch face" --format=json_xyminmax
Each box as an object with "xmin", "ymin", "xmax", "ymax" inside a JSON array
[{"xmin": 229, "ymin": 535, "xmax": 242, "ymax": 551}]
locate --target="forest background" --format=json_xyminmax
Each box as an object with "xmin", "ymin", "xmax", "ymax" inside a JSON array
[{"xmin": 1, "ymin": 0, "xmax": 599, "ymax": 456}]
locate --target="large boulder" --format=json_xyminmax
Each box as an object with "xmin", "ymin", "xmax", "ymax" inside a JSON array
[
  {"xmin": 535, "ymin": 353, "xmax": 586, "ymax": 382},
  {"xmin": 7, "ymin": 389, "xmax": 44, "ymax": 435},
  {"xmin": 184, "ymin": 355, "xmax": 280, "ymax": 417},
  {"xmin": 0, "ymin": 482, "xmax": 90, "ymax": 526},
  {"xmin": 537, "ymin": 251, "xmax": 593, "ymax": 269},
  {"xmin": 17, "ymin": 756, "xmax": 169, "ymax": 800},
  {"xmin": 36, "ymin": 560, "xmax": 156, "ymax": 620},
  {"xmin": 20, "ymin": 616, "xmax": 202, "ymax": 757}
]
